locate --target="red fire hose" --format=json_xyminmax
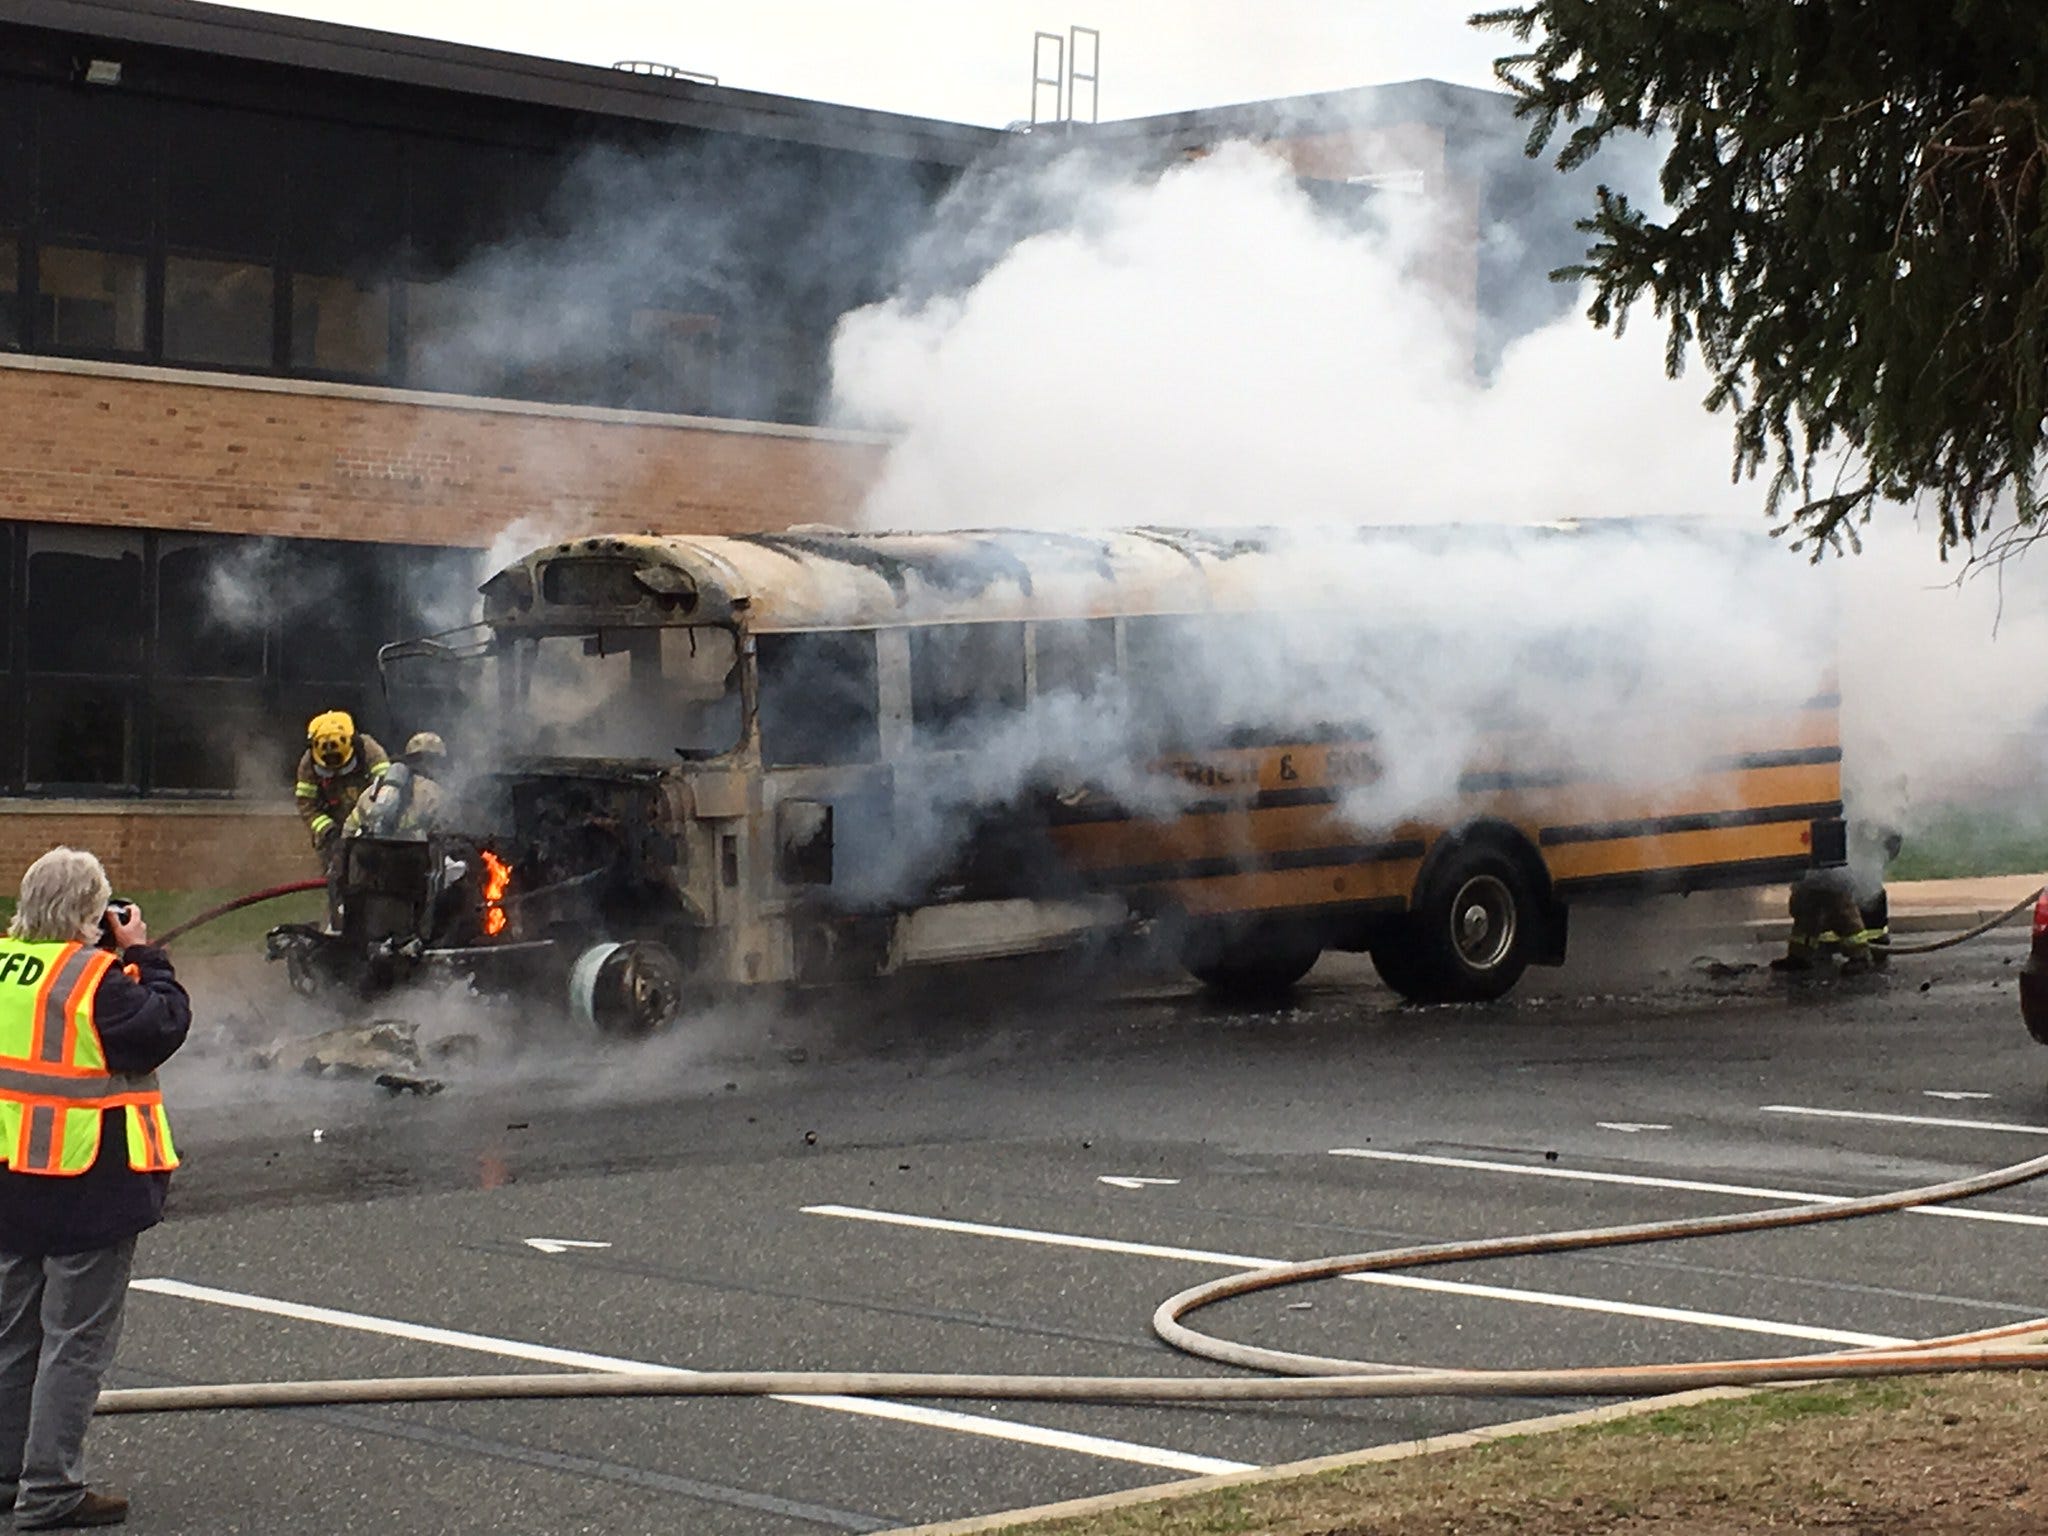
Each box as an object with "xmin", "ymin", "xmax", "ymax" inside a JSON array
[{"xmin": 153, "ymin": 880, "xmax": 327, "ymax": 949}]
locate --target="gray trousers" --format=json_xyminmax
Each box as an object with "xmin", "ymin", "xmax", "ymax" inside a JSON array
[{"xmin": 0, "ymin": 1239, "xmax": 135, "ymax": 1526}]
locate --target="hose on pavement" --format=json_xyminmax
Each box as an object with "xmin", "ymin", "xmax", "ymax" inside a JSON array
[
  {"xmin": 95, "ymin": 1146, "xmax": 2048, "ymax": 1416},
  {"xmin": 1881, "ymin": 887, "xmax": 2043, "ymax": 957}
]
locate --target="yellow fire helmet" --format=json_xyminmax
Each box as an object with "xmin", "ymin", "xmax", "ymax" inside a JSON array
[
  {"xmin": 307, "ymin": 710, "xmax": 357, "ymax": 772},
  {"xmin": 403, "ymin": 731, "xmax": 447, "ymax": 762}
]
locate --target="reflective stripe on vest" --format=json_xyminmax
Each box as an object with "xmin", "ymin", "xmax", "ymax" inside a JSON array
[{"xmin": 0, "ymin": 938, "xmax": 177, "ymax": 1177}]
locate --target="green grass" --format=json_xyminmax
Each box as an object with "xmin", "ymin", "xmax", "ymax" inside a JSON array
[
  {"xmin": 0, "ymin": 886, "xmax": 327, "ymax": 957},
  {"xmin": 1584, "ymin": 1380, "xmax": 1914, "ymax": 1442},
  {"xmin": 1889, "ymin": 806, "xmax": 2048, "ymax": 880}
]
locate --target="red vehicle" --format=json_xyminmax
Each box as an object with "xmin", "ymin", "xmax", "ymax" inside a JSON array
[{"xmin": 2024, "ymin": 889, "xmax": 2048, "ymax": 1044}]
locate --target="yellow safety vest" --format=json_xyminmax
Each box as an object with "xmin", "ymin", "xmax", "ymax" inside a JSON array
[{"xmin": 0, "ymin": 939, "xmax": 178, "ymax": 1177}]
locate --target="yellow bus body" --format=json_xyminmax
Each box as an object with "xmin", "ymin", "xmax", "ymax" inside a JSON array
[{"xmin": 465, "ymin": 524, "xmax": 1840, "ymax": 1007}]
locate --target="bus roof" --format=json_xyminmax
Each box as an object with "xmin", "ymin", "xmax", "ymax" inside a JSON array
[{"xmin": 486, "ymin": 520, "xmax": 1757, "ymax": 633}]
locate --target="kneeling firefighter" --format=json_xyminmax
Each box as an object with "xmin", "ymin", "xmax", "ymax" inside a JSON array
[
  {"xmin": 294, "ymin": 711, "xmax": 389, "ymax": 874},
  {"xmin": 344, "ymin": 732, "xmax": 447, "ymax": 841},
  {"xmin": 1775, "ymin": 824, "xmax": 1903, "ymax": 976}
]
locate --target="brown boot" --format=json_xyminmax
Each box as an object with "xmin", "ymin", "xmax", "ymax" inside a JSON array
[{"xmin": 17, "ymin": 1490, "xmax": 129, "ymax": 1529}]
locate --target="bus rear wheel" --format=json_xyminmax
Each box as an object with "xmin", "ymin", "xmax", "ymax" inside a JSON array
[
  {"xmin": 1372, "ymin": 847, "xmax": 1536, "ymax": 1004},
  {"xmin": 1182, "ymin": 920, "xmax": 1322, "ymax": 1000}
]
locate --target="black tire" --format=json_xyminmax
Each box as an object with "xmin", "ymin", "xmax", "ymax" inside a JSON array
[
  {"xmin": 1182, "ymin": 920, "xmax": 1322, "ymax": 1000},
  {"xmin": 1374, "ymin": 844, "xmax": 1538, "ymax": 1004},
  {"xmin": 1368, "ymin": 939, "xmax": 1429, "ymax": 1000}
]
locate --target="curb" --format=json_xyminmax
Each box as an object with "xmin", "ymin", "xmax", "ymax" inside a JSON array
[
  {"xmin": 1737, "ymin": 909, "xmax": 2031, "ymax": 944},
  {"xmin": 869, "ymin": 1386, "xmax": 1754, "ymax": 1536}
]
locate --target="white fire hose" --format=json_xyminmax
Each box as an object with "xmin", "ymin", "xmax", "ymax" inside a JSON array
[
  {"xmin": 1880, "ymin": 886, "xmax": 2042, "ymax": 956},
  {"xmin": 96, "ymin": 1147, "xmax": 2048, "ymax": 1416}
]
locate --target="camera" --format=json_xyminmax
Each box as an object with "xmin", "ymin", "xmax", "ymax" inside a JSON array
[{"xmin": 96, "ymin": 900, "xmax": 135, "ymax": 953}]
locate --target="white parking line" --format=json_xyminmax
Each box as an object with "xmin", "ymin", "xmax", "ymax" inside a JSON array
[
  {"xmin": 1762, "ymin": 1105, "xmax": 2048, "ymax": 1137},
  {"xmin": 132, "ymin": 1277, "xmax": 1250, "ymax": 1477},
  {"xmin": 1328, "ymin": 1148, "xmax": 2048, "ymax": 1229},
  {"xmin": 802, "ymin": 1206, "xmax": 1906, "ymax": 1349}
]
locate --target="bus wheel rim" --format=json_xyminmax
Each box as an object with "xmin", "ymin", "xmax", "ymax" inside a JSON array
[{"xmin": 1450, "ymin": 874, "xmax": 1516, "ymax": 971}]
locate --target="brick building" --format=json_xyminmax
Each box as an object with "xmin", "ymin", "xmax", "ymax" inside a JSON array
[{"xmin": 0, "ymin": 0, "xmax": 1584, "ymax": 889}]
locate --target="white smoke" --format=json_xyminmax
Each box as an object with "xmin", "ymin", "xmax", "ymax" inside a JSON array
[
  {"xmin": 825, "ymin": 140, "xmax": 2047, "ymax": 884},
  {"xmin": 833, "ymin": 144, "xmax": 1750, "ymax": 530}
]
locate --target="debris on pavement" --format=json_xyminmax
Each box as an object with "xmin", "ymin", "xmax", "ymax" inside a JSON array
[
  {"xmin": 376, "ymin": 1072, "xmax": 446, "ymax": 1097},
  {"xmin": 294, "ymin": 1019, "xmax": 423, "ymax": 1079}
]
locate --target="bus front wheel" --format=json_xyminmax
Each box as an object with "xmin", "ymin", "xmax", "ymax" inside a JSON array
[{"xmin": 1373, "ymin": 847, "xmax": 1536, "ymax": 1004}]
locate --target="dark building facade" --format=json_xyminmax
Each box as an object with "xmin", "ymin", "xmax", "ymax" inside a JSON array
[
  {"xmin": 1, "ymin": 0, "xmax": 997, "ymax": 420},
  {"xmin": 0, "ymin": 0, "xmax": 992, "ymax": 881}
]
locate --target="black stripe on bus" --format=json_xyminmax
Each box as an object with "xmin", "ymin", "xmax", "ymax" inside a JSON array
[
  {"xmin": 1539, "ymin": 801, "xmax": 1843, "ymax": 848},
  {"xmin": 1168, "ymin": 787, "xmax": 1354, "ymax": 818},
  {"xmin": 1048, "ymin": 785, "xmax": 1345, "ymax": 825},
  {"xmin": 1456, "ymin": 769, "xmax": 1577, "ymax": 793},
  {"xmin": 1554, "ymin": 854, "xmax": 1817, "ymax": 900},
  {"xmin": 1087, "ymin": 837, "xmax": 1428, "ymax": 888},
  {"xmin": 1048, "ymin": 745, "xmax": 1838, "ymax": 829},
  {"xmin": 1708, "ymin": 745, "xmax": 1842, "ymax": 771}
]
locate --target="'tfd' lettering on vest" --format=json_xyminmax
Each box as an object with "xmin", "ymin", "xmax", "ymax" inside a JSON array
[{"xmin": 0, "ymin": 952, "xmax": 47, "ymax": 987}]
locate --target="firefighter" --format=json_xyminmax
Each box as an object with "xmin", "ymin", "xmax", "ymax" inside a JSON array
[
  {"xmin": 293, "ymin": 711, "xmax": 388, "ymax": 873},
  {"xmin": 344, "ymin": 732, "xmax": 447, "ymax": 841},
  {"xmin": 1773, "ymin": 824, "xmax": 1902, "ymax": 976}
]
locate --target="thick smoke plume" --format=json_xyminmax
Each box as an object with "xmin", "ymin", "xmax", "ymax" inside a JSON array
[{"xmin": 826, "ymin": 140, "xmax": 2048, "ymax": 880}]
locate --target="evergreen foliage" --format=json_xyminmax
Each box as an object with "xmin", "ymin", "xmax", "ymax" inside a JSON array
[{"xmin": 1476, "ymin": 3, "xmax": 2048, "ymax": 556}]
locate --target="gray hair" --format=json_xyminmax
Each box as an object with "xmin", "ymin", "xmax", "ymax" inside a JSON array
[{"xmin": 9, "ymin": 847, "xmax": 113, "ymax": 945}]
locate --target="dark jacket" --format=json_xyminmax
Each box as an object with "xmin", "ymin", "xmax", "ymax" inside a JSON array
[{"xmin": 0, "ymin": 944, "xmax": 191, "ymax": 1256}]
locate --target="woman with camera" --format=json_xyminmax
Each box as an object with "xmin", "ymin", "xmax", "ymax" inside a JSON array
[{"xmin": 0, "ymin": 848, "xmax": 190, "ymax": 1529}]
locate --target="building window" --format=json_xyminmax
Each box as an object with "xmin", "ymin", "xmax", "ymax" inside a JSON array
[
  {"xmin": 0, "ymin": 236, "xmax": 17, "ymax": 350},
  {"xmin": 151, "ymin": 682, "xmax": 268, "ymax": 793},
  {"xmin": 290, "ymin": 273, "xmax": 391, "ymax": 378},
  {"xmin": 25, "ymin": 527, "xmax": 144, "ymax": 674},
  {"xmin": 621, "ymin": 307, "xmax": 721, "ymax": 414},
  {"xmin": 723, "ymin": 321, "xmax": 814, "ymax": 423},
  {"xmin": 274, "ymin": 542, "xmax": 389, "ymax": 685},
  {"xmin": 163, "ymin": 255, "xmax": 275, "ymax": 369},
  {"xmin": 156, "ymin": 536, "xmax": 269, "ymax": 679},
  {"xmin": 35, "ymin": 246, "xmax": 146, "ymax": 355},
  {"xmin": 403, "ymin": 276, "xmax": 501, "ymax": 396},
  {"xmin": 25, "ymin": 681, "xmax": 137, "ymax": 791}
]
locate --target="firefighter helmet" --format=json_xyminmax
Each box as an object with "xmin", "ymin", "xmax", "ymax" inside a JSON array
[
  {"xmin": 307, "ymin": 710, "xmax": 356, "ymax": 772},
  {"xmin": 402, "ymin": 731, "xmax": 447, "ymax": 763}
]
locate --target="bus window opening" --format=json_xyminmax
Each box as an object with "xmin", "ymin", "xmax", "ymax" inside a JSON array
[{"xmin": 515, "ymin": 625, "xmax": 742, "ymax": 760}]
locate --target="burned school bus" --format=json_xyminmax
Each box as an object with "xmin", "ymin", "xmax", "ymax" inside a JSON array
[{"xmin": 304, "ymin": 524, "xmax": 1845, "ymax": 1032}]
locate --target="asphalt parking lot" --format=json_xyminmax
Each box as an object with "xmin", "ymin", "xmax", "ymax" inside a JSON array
[{"xmin": 72, "ymin": 905, "xmax": 2048, "ymax": 1534}]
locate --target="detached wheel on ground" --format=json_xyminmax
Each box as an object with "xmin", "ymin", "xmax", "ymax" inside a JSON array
[
  {"xmin": 1181, "ymin": 919, "xmax": 1322, "ymax": 1000},
  {"xmin": 1372, "ymin": 844, "xmax": 1538, "ymax": 1004},
  {"xmin": 567, "ymin": 940, "xmax": 688, "ymax": 1035}
]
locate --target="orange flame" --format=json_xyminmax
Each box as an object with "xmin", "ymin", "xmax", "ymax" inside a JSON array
[{"xmin": 480, "ymin": 850, "xmax": 512, "ymax": 938}]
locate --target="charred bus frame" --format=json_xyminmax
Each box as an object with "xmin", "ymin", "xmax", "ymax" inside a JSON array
[{"xmin": 287, "ymin": 524, "xmax": 1846, "ymax": 1031}]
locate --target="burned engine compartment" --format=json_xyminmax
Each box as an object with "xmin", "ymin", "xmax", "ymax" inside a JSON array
[
  {"xmin": 267, "ymin": 762, "xmax": 692, "ymax": 1010},
  {"xmin": 488, "ymin": 764, "xmax": 686, "ymax": 940}
]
